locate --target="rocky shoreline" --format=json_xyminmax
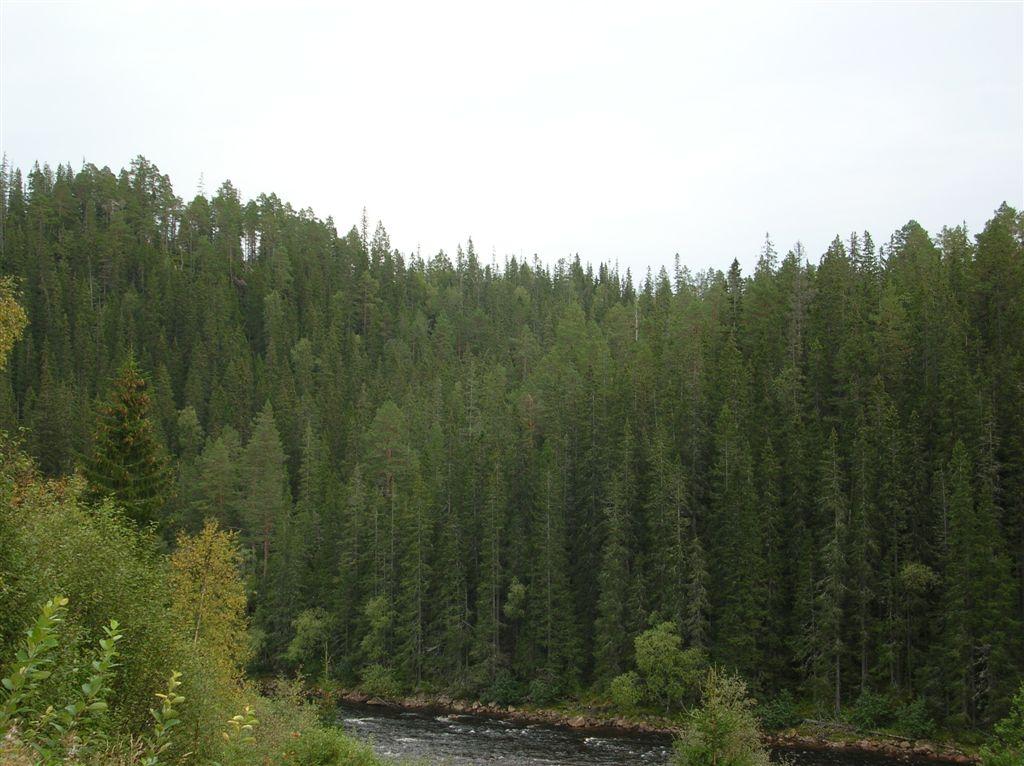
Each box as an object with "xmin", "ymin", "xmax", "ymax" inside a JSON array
[{"xmin": 325, "ymin": 688, "xmax": 978, "ymax": 764}]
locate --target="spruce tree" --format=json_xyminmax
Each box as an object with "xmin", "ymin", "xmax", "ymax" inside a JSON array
[
  {"xmin": 595, "ymin": 424, "xmax": 636, "ymax": 682},
  {"xmin": 644, "ymin": 424, "xmax": 690, "ymax": 635},
  {"xmin": 396, "ymin": 471, "xmax": 431, "ymax": 686},
  {"xmin": 241, "ymin": 401, "xmax": 292, "ymax": 580},
  {"xmin": 814, "ymin": 429, "xmax": 848, "ymax": 717},
  {"xmin": 83, "ymin": 353, "xmax": 171, "ymax": 526},
  {"xmin": 709, "ymin": 401, "xmax": 763, "ymax": 680},
  {"xmin": 472, "ymin": 460, "xmax": 506, "ymax": 682},
  {"xmin": 194, "ymin": 427, "xmax": 243, "ymax": 530}
]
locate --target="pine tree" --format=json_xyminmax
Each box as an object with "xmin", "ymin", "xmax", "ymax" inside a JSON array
[
  {"xmin": 759, "ymin": 439, "xmax": 788, "ymax": 686},
  {"xmin": 240, "ymin": 401, "xmax": 292, "ymax": 580},
  {"xmin": 528, "ymin": 448, "xmax": 580, "ymax": 682},
  {"xmin": 848, "ymin": 415, "xmax": 878, "ymax": 695},
  {"xmin": 434, "ymin": 492, "xmax": 469, "ymax": 682},
  {"xmin": 944, "ymin": 438, "xmax": 1018, "ymax": 725},
  {"xmin": 396, "ymin": 471, "xmax": 431, "ymax": 686},
  {"xmin": 194, "ymin": 427, "xmax": 243, "ymax": 530},
  {"xmin": 709, "ymin": 401, "xmax": 763, "ymax": 680},
  {"xmin": 685, "ymin": 532, "xmax": 711, "ymax": 651},
  {"xmin": 472, "ymin": 459, "xmax": 506, "ymax": 682},
  {"xmin": 814, "ymin": 429, "xmax": 848, "ymax": 717},
  {"xmin": 595, "ymin": 424, "xmax": 636, "ymax": 682},
  {"xmin": 644, "ymin": 424, "xmax": 690, "ymax": 635},
  {"xmin": 83, "ymin": 353, "xmax": 171, "ymax": 526}
]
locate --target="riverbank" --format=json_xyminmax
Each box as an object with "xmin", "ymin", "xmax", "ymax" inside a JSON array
[{"xmin": 318, "ymin": 688, "xmax": 978, "ymax": 765}]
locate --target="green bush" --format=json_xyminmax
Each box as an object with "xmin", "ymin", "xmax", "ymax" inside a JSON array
[
  {"xmin": 758, "ymin": 689, "xmax": 802, "ymax": 730},
  {"xmin": 482, "ymin": 671, "xmax": 524, "ymax": 706},
  {"xmin": 0, "ymin": 596, "xmax": 123, "ymax": 762},
  {"xmin": 286, "ymin": 726, "xmax": 382, "ymax": 766},
  {"xmin": 528, "ymin": 676, "xmax": 561, "ymax": 706},
  {"xmin": 634, "ymin": 623, "xmax": 706, "ymax": 713},
  {"xmin": 674, "ymin": 668, "xmax": 771, "ymax": 766},
  {"xmin": 359, "ymin": 663, "xmax": 402, "ymax": 699},
  {"xmin": 848, "ymin": 690, "xmax": 895, "ymax": 730},
  {"xmin": 982, "ymin": 683, "xmax": 1024, "ymax": 766},
  {"xmin": 893, "ymin": 698, "xmax": 936, "ymax": 739},
  {"xmin": 0, "ymin": 441, "xmax": 387, "ymax": 766},
  {"xmin": 0, "ymin": 469, "xmax": 188, "ymax": 737},
  {"xmin": 241, "ymin": 680, "xmax": 387, "ymax": 766},
  {"xmin": 609, "ymin": 671, "xmax": 643, "ymax": 712}
]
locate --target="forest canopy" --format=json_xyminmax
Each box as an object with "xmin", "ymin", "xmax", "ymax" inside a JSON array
[{"xmin": 1, "ymin": 156, "xmax": 1021, "ymax": 734}]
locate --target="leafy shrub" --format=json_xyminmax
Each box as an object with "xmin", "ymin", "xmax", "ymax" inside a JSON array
[
  {"xmin": 359, "ymin": 664, "xmax": 401, "ymax": 699},
  {"xmin": 0, "ymin": 468, "xmax": 188, "ymax": 738},
  {"xmin": 848, "ymin": 690, "xmax": 895, "ymax": 730},
  {"xmin": 634, "ymin": 622, "xmax": 706, "ymax": 712},
  {"xmin": 142, "ymin": 671, "xmax": 186, "ymax": 765},
  {"xmin": 610, "ymin": 671, "xmax": 643, "ymax": 712},
  {"xmin": 674, "ymin": 668, "xmax": 771, "ymax": 766},
  {"xmin": 894, "ymin": 698, "xmax": 935, "ymax": 739},
  {"xmin": 0, "ymin": 596, "xmax": 123, "ymax": 763},
  {"xmin": 758, "ymin": 689, "xmax": 802, "ymax": 730},
  {"xmin": 0, "ymin": 444, "xmax": 386, "ymax": 766},
  {"xmin": 286, "ymin": 725, "xmax": 382, "ymax": 766},
  {"xmin": 239, "ymin": 681, "xmax": 386, "ymax": 766},
  {"xmin": 285, "ymin": 608, "xmax": 335, "ymax": 679},
  {"xmin": 528, "ymin": 676, "xmax": 561, "ymax": 707},
  {"xmin": 982, "ymin": 683, "xmax": 1024, "ymax": 766},
  {"xmin": 482, "ymin": 671, "xmax": 524, "ymax": 706}
]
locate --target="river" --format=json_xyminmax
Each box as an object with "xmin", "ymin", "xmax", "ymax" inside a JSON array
[{"xmin": 334, "ymin": 702, "xmax": 914, "ymax": 765}]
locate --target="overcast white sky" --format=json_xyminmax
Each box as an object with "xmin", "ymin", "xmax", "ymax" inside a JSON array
[{"xmin": 1, "ymin": 1, "xmax": 1021, "ymax": 275}]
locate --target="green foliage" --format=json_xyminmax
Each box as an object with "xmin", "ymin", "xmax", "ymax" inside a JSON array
[
  {"xmin": 0, "ymin": 438, "xmax": 386, "ymax": 766},
  {"xmin": 33, "ymin": 618, "xmax": 123, "ymax": 756},
  {"xmin": 2, "ymin": 157, "xmax": 1023, "ymax": 736},
  {"xmin": 359, "ymin": 664, "xmax": 401, "ymax": 699},
  {"xmin": 673, "ymin": 668, "xmax": 772, "ymax": 766},
  {"xmin": 221, "ymin": 703, "xmax": 259, "ymax": 753},
  {"xmin": 481, "ymin": 671, "xmax": 524, "ymax": 707},
  {"xmin": 83, "ymin": 354, "xmax": 172, "ymax": 526},
  {"xmin": 527, "ymin": 675, "xmax": 561, "ymax": 707},
  {"xmin": 847, "ymin": 690, "xmax": 894, "ymax": 730},
  {"xmin": 892, "ymin": 698, "xmax": 935, "ymax": 740},
  {"xmin": 359, "ymin": 596, "xmax": 394, "ymax": 668},
  {"xmin": 0, "ymin": 276, "xmax": 27, "ymax": 370},
  {"xmin": 0, "ymin": 596, "xmax": 125, "ymax": 762},
  {"xmin": 286, "ymin": 608, "xmax": 335, "ymax": 679},
  {"xmin": 0, "ymin": 595, "xmax": 67, "ymax": 729},
  {"xmin": 142, "ymin": 670, "xmax": 185, "ymax": 766},
  {"xmin": 609, "ymin": 671, "xmax": 643, "ymax": 712},
  {"xmin": 503, "ymin": 576, "xmax": 526, "ymax": 621},
  {"xmin": 981, "ymin": 683, "xmax": 1024, "ymax": 766},
  {"xmin": 634, "ymin": 622, "xmax": 706, "ymax": 712},
  {"xmin": 1, "ymin": 465, "xmax": 182, "ymax": 736},
  {"xmin": 758, "ymin": 689, "xmax": 802, "ymax": 730},
  {"xmin": 284, "ymin": 725, "xmax": 383, "ymax": 766}
]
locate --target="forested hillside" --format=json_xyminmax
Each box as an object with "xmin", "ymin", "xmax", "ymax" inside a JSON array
[{"xmin": 2, "ymin": 156, "xmax": 1021, "ymax": 732}]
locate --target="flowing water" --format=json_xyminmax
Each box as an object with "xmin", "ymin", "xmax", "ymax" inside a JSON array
[{"xmin": 334, "ymin": 702, "xmax": 914, "ymax": 765}]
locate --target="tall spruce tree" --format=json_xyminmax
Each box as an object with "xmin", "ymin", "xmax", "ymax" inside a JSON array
[
  {"xmin": 241, "ymin": 401, "xmax": 292, "ymax": 581},
  {"xmin": 83, "ymin": 353, "xmax": 171, "ymax": 526},
  {"xmin": 594, "ymin": 424, "xmax": 637, "ymax": 682},
  {"xmin": 814, "ymin": 429, "xmax": 848, "ymax": 717}
]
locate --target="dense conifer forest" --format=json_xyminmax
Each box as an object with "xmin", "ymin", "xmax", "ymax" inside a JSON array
[{"xmin": 2, "ymin": 156, "xmax": 1022, "ymax": 736}]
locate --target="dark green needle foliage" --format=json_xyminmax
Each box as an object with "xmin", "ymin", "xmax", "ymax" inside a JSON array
[
  {"xmin": 1, "ymin": 157, "xmax": 1022, "ymax": 739},
  {"xmin": 83, "ymin": 353, "xmax": 172, "ymax": 526}
]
